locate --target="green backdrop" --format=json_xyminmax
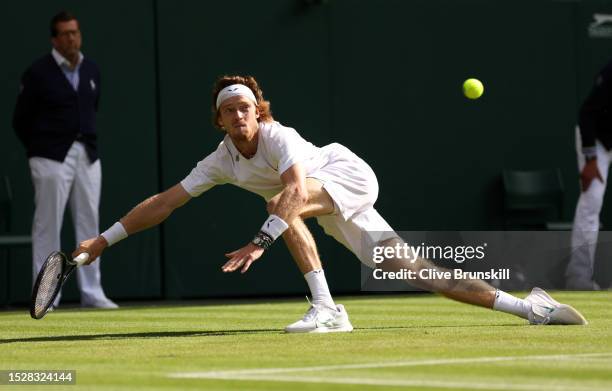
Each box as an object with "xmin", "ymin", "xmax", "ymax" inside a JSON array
[{"xmin": 2, "ymin": 0, "xmax": 612, "ymax": 304}]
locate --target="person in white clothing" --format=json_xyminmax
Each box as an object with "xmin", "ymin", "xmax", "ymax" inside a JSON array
[
  {"xmin": 13, "ymin": 11, "xmax": 116, "ymax": 309},
  {"xmin": 74, "ymin": 75, "xmax": 586, "ymax": 331},
  {"xmin": 566, "ymin": 59, "xmax": 612, "ymax": 290}
]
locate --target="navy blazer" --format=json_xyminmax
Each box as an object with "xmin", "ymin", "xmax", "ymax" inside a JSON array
[
  {"xmin": 579, "ymin": 59, "xmax": 612, "ymax": 151},
  {"xmin": 12, "ymin": 53, "xmax": 101, "ymax": 163}
]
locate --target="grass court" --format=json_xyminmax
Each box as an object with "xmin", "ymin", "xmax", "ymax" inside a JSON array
[{"xmin": 1, "ymin": 291, "xmax": 611, "ymax": 390}]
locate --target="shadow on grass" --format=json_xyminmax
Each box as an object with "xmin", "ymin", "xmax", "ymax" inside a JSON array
[
  {"xmin": 0, "ymin": 329, "xmax": 281, "ymax": 344},
  {"xmin": 1, "ymin": 324, "xmax": 521, "ymax": 344},
  {"xmin": 356, "ymin": 324, "xmax": 522, "ymax": 331}
]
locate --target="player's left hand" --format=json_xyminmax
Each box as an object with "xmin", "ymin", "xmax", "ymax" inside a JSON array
[{"xmin": 222, "ymin": 243, "xmax": 264, "ymax": 273}]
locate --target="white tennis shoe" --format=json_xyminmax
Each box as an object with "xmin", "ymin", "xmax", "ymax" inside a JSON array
[
  {"xmin": 285, "ymin": 300, "xmax": 354, "ymax": 333},
  {"xmin": 81, "ymin": 297, "xmax": 119, "ymax": 309},
  {"xmin": 525, "ymin": 287, "xmax": 588, "ymax": 325}
]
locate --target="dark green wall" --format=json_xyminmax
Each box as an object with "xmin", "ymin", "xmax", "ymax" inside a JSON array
[
  {"xmin": 331, "ymin": 0, "xmax": 580, "ymax": 230},
  {"xmin": 2, "ymin": 0, "xmax": 612, "ymax": 304}
]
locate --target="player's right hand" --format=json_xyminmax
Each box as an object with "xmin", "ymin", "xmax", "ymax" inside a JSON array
[
  {"xmin": 72, "ymin": 236, "xmax": 108, "ymax": 265},
  {"xmin": 580, "ymin": 159, "xmax": 604, "ymax": 192}
]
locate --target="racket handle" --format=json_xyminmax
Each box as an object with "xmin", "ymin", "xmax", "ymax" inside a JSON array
[{"xmin": 73, "ymin": 253, "xmax": 90, "ymax": 266}]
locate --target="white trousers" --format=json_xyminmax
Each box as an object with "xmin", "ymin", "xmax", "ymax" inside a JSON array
[
  {"xmin": 567, "ymin": 127, "xmax": 612, "ymax": 286},
  {"xmin": 29, "ymin": 142, "xmax": 109, "ymax": 305}
]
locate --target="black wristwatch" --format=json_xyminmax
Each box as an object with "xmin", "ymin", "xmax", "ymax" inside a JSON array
[{"xmin": 252, "ymin": 231, "xmax": 274, "ymax": 250}]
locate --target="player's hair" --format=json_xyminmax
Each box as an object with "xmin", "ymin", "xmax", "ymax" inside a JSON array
[
  {"xmin": 211, "ymin": 75, "xmax": 274, "ymax": 129},
  {"xmin": 50, "ymin": 11, "xmax": 78, "ymax": 37}
]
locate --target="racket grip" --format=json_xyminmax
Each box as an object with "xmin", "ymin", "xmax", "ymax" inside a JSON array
[{"xmin": 73, "ymin": 253, "xmax": 90, "ymax": 266}]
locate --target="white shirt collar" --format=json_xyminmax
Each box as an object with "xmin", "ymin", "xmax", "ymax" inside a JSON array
[{"xmin": 51, "ymin": 48, "xmax": 84, "ymax": 68}]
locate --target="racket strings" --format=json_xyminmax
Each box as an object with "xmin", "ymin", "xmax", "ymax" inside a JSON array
[{"xmin": 33, "ymin": 254, "xmax": 64, "ymax": 317}]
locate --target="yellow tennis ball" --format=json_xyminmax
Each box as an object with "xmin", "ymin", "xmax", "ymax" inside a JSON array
[{"xmin": 463, "ymin": 78, "xmax": 484, "ymax": 99}]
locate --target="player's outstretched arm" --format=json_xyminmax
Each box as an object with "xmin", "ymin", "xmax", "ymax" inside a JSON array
[
  {"xmin": 73, "ymin": 183, "xmax": 192, "ymax": 264},
  {"xmin": 120, "ymin": 183, "xmax": 192, "ymax": 235}
]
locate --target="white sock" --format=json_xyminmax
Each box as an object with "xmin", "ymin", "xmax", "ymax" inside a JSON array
[
  {"xmin": 493, "ymin": 290, "xmax": 532, "ymax": 319},
  {"xmin": 304, "ymin": 269, "xmax": 336, "ymax": 310}
]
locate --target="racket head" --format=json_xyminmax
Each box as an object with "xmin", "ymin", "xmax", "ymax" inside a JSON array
[{"xmin": 30, "ymin": 251, "xmax": 71, "ymax": 319}]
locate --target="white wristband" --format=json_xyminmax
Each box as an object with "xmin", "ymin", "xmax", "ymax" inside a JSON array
[
  {"xmin": 101, "ymin": 222, "xmax": 128, "ymax": 247},
  {"xmin": 260, "ymin": 214, "xmax": 289, "ymax": 240}
]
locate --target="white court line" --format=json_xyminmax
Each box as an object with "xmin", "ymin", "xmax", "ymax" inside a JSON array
[
  {"xmin": 196, "ymin": 374, "xmax": 612, "ymax": 391},
  {"xmin": 169, "ymin": 352, "xmax": 612, "ymax": 378}
]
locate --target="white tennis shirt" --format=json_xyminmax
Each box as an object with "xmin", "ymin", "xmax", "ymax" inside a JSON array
[{"xmin": 181, "ymin": 121, "xmax": 329, "ymax": 201}]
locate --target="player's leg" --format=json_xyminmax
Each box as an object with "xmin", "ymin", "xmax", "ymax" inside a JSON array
[
  {"xmin": 377, "ymin": 239, "xmax": 534, "ymax": 319},
  {"xmin": 282, "ymin": 217, "xmax": 322, "ymax": 274},
  {"xmin": 69, "ymin": 143, "xmax": 116, "ymax": 308},
  {"xmin": 279, "ymin": 147, "xmax": 383, "ymax": 332},
  {"xmin": 283, "ymin": 217, "xmax": 337, "ymax": 309},
  {"xmin": 376, "ymin": 237, "xmax": 495, "ymax": 307},
  {"xmin": 269, "ymin": 177, "xmax": 334, "ymax": 272},
  {"xmin": 304, "ymin": 145, "xmax": 586, "ymax": 324},
  {"xmin": 282, "ymin": 220, "xmax": 353, "ymax": 333},
  {"xmin": 316, "ymin": 209, "xmax": 498, "ymax": 308},
  {"xmin": 567, "ymin": 128, "xmax": 610, "ymax": 290},
  {"xmin": 317, "ymin": 208, "xmax": 586, "ymax": 325},
  {"xmin": 276, "ymin": 145, "xmax": 380, "ymax": 276},
  {"xmin": 273, "ymin": 178, "xmax": 336, "ymax": 310},
  {"xmin": 270, "ymin": 178, "xmax": 352, "ymax": 332},
  {"xmin": 268, "ymin": 177, "xmax": 334, "ymax": 263}
]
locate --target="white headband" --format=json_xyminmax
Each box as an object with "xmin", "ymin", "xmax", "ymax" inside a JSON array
[{"xmin": 216, "ymin": 84, "xmax": 258, "ymax": 109}]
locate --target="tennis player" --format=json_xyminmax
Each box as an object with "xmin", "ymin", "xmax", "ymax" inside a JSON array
[{"xmin": 74, "ymin": 75, "xmax": 587, "ymax": 332}]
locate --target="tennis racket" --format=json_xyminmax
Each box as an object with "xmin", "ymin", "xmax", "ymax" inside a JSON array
[{"xmin": 30, "ymin": 251, "xmax": 89, "ymax": 319}]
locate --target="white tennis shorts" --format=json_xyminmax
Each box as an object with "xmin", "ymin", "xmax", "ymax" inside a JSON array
[{"xmin": 309, "ymin": 143, "xmax": 398, "ymax": 268}]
